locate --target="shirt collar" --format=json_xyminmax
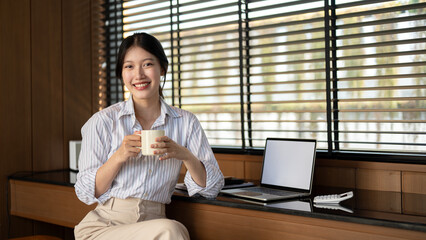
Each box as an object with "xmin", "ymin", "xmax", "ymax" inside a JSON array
[
  {"xmin": 118, "ymin": 95, "xmax": 136, "ymax": 118},
  {"xmin": 118, "ymin": 95, "xmax": 182, "ymax": 128},
  {"xmin": 160, "ymin": 98, "xmax": 181, "ymax": 119}
]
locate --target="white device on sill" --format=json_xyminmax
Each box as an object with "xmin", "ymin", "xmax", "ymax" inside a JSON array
[{"xmin": 69, "ymin": 140, "xmax": 82, "ymax": 171}]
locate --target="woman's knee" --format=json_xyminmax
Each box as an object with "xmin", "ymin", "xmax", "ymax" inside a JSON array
[{"xmin": 152, "ymin": 219, "xmax": 190, "ymax": 240}]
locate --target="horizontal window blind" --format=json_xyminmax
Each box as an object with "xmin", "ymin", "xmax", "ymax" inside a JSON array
[
  {"xmin": 122, "ymin": 0, "xmax": 174, "ymax": 105},
  {"xmin": 246, "ymin": 0, "xmax": 328, "ymax": 149},
  {"xmin": 104, "ymin": 0, "xmax": 125, "ymax": 105},
  {"xmin": 171, "ymin": 0, "xmax": 243, "ymax": 148},
  {"xmin": 333, "ymin": 0, "xmax": 426, "ymax": 153},
  {"xmin": 104, "ymin": 0, "xmax": 426, "ymax": 160}
]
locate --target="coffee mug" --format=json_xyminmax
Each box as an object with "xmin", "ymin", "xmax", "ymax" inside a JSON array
[{"xmin": 137, "ymin": 130, "xmax": 165, "ymax": 156}]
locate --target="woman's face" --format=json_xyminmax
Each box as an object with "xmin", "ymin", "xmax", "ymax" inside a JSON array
[{"xmin": 122, "ymin": 46, "xmax": 164, "ymax": 102}]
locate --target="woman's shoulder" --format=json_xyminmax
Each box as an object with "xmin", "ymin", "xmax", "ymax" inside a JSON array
[
  {"xmin": 166, "ymin": 103, "xmax": 197, "ymax": 119},
  {"xmin": 96, "ymin": 101, "xmax": 127, "ymax": 117},
  {"xmin": 85, "ymin": 101, "xmax": 127, "ymax": 127}
]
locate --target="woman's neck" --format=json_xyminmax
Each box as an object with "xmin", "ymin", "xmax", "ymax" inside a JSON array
[{"xmin": 133, "ymin": 96, "xmax": 161, "ymax": 130}]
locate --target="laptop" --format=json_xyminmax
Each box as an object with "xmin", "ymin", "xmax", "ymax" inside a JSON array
[{"xmin": 220, "ymin": 138, "xmax": 317, "ymax": 202}]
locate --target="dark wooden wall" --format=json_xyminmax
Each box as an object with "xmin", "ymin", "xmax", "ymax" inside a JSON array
[{"xmin": 0, "ymin": 0, "xmax": 96, "ymax": 238}]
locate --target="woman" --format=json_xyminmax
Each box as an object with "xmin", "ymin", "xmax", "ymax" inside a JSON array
[{"xmin": 74, "ymin": 32, "xmax": 224, "ymax": 240}]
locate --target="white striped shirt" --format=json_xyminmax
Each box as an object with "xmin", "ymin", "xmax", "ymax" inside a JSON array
[{"xmin": 75, "ymin": 97, "xmax": 224, "ymax": 205}]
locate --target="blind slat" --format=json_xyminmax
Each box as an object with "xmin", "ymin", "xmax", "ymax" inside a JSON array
[
  {"xmin": 337, "ymin": 2, "xmax": 426, "ymax": 19},
  {"xmin": 337, "ymin": 26, "xmax": 426, "ymax": 40},
  {"xmin": 337, "ymin": 38, "xmax": 426, "ymax": 50}
]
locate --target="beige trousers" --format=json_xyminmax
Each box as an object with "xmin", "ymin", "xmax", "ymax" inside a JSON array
[{"xmin": 74, "ymin": 197, "xmax": 190, "ymax": 240}]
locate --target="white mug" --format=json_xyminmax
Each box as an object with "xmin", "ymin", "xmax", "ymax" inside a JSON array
[{"xmin": 137, "ymin": 130, "xmax": 165, "ymax": 156}]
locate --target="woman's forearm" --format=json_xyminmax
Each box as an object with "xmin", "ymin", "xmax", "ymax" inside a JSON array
[
  {"xmin": 94, "ymin": 154, "xmax": 124, "ymax": 198},
  {"xmin": 182, "ymin": 152, "xmax": 207, "ymax": 188}
]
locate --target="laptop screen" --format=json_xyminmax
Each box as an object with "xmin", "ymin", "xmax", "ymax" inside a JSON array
[{"xmin": 261, "ymin": 138, "xmax": 316, "ymax": 191}]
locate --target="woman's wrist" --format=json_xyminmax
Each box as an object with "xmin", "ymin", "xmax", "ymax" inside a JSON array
[{"xmin": 180, "ymin": 147, "xmax": 198, "ymax": 164}]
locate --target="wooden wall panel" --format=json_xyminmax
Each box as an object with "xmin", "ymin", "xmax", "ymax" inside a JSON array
[
  {"xmin": 1, "ymin": 0, "xmax": 97, "ymax": 238},
  {"xmin": 167, "ymin": 200, "xmax": 426, "ymax": 240},
  {"xmin": 214, "ymin": 156, "xmax": 426, "ymax": 195},
  {"xmin": 215, "ymin": 153, "xmax": 262, "ymax": 162},
  {"xmin": 402, "ymin": 172, "xmax": 426, "ymax": 194},
  {"xmin": 356, "ymin": 169, "xmax": 401, "ymax": 192},
  {"xmin": 31, "ymin": 0, "xmax": 64, "ymax": 171},
  {"xmin": 356, "ymin": 190, "xmax": 401, "ymax": 213},
  {"xmin": 313, "ymin": 166, "xmax": 356, "ymax": 188},
  {"xmin": 217, "ymin": 160, "xmax": 245, "ymax": 179},
  {"xmin": 10, "ymin": 180, "xmax": 96, "ymax": 228},
  {"xmin": 0, "ymin": 1, "xmax": 33, "ymax": 174},
  {"xmin": 403, "ymin": 193, "xmax": 426, "ymax": 216},
  {"xmin": 317, "ymin": 159, "xmax": 426, "ymax": 172},
  {"xmin": 62, "ymin": 0, "xmax": 92, "ymax": 166},
  {"xmin": 245, "ymin": 161, "xmax": 262, "ymax": 181},
  {"xmin": 0, "ymin": 0, "xmax": 33, "ymax": 178},
  {"xmin": 0, "ymin": 1, "xmax": 34, "ymax": 238},
  {"xmin": 215, "ymin": 153, "xmax": 263, "ymax": 180}
]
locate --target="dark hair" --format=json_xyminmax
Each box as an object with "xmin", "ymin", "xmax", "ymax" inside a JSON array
[{"xmin": 116, "ymin": 32, "xmax": 169, "ymax": 98}]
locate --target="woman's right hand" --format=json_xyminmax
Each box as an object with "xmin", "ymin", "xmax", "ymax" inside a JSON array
[{"xmin": 113, "ymin": 131, "xmax": 141, "ymax": 163}]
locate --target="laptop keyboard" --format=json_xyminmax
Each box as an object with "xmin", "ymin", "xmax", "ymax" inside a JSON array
[{"xmin": 249, "ymin": 187, "xmax": 298, "ymax": 196}]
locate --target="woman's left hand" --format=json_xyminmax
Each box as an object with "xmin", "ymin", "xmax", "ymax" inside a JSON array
[
  {"xmin": 153, "ymin": 136, "xmax": 207, "ymax": 187},
  {"xmin": 152, "ymin": 136, "xmax": 194, "ymax": 161}
]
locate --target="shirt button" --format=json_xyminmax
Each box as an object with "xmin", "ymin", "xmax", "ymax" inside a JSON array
[
  {"xmin": 149, "ymin": 169, "xmax": 152, "ymax": 174},
  {"xmin": 144, "ymin": 193, "xmax": 148, "ymax": 197}
]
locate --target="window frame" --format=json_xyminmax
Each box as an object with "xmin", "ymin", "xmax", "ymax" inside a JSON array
[{"xmin": 103, "ymin": 0, "xmax": 426, "ymax": 164}]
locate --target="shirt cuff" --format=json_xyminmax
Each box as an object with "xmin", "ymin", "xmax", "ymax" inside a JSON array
[
  {"xmin": 184, "ymin": 161, "xmax": 224, "ymax": 199},
  {"xmin": 75, "ymin": 168, "xmax": 111, "ymax": 205}
]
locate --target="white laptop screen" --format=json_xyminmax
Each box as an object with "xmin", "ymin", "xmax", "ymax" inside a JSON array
[{"xmin": 261, "ymin": 139, "xmax": 316, "ymax": 191}]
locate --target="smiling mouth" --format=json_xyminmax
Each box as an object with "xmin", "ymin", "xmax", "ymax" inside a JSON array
[{"xmin": 134, "ymin": 82, "xmax": 150, "ymax": 88}]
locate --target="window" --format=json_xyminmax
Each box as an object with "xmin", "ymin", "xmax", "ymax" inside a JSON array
[
  {"xmin": 331, "ymin": 0, "xmax": 426, "ymax": 156},
  {"xmin": 104, "ymin": 0, "xmax": 426, "ymax": 162}
]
